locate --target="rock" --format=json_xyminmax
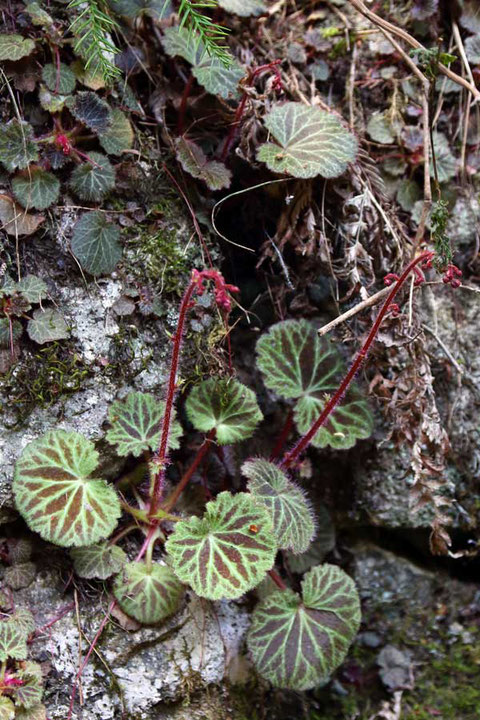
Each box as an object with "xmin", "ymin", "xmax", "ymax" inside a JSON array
[{"xmin": 377, "ymin": 645, "xmax": 414, "ymax": 691}]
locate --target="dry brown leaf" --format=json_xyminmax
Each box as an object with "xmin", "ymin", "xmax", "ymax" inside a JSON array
[{"xmin": 0, "ymin": 193, "xmax": 44, "ymax": 236}]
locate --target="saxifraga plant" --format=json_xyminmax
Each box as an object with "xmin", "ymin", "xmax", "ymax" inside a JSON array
[{"xmin": 11, "ymin": 254, "xmax": 461, "ymax": 708}]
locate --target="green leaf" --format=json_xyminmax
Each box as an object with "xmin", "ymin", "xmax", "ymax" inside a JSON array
[
  {"xmin": 175, "ymin": 137, "xmax": 231, "ymax": 190},
  {"xmin": 113, "ymin": 561, "xmax": 184, "ymax": 624},
  {"xmin": 71, "ymin": 211, "xmax": 122, "ymax": 275},
  {"xmin": 16, "ymin": 275, "xmax": 48, "ymax": 304},
  {"xmin": 397, "ymin": 179, "xmax": 421, "ymax": 212},
  {"xmin": 0, "ymin": 34, "xmax": 35, "ymax": 61},
  {"xmin": 4, "ymin": 562, "xmax": 36, "ymax": 590},
  {"xmin": 257, "ymin": 103, "xmax": 357, "ymax": 179},
  {"xmin": 27, "ymin": 308, "xmax": 69, "ymax": 344},
  {"xmin": 12, "ymin": 167, "xmax": 60, "ymax": 210},
  {"xmin": 8, "ymin": 538, "xmax": 33, "ymax": 563},
  {"xmin": 68, "ymin": 91, "xmax": 112, "ymax": 134},
  {"xmin": 41, "ymin": 63, "xmax": 76, "ymax": 94},
  {"xmin": 0, "ymin": 697, "xmax": 15, "ymax": 720},
  {"xmin": 166, "ymin": 491, "xmax": 277, "ymax": 600},
  {"xmin": 242, "ymin": 458, "xmax": 316, "ymax": 553},
  {"xmin": 0, "ymin": 318, "xmax": 22, "ymax": 348},
  {"xmin": 0, "ymin": 621, "xmax": 27, "ymax": 661},
  {"xmin": 218, "ymin": 0, "xmax": 266, "ymax": 16},
  {"xmin": 256, "ymin": 320, "xmax": 373, "ymax": 449},
  {"xmin": 106, "ymin": 391, "xmax": 182, "ymax": 457},
  {"xmin": 366, "ymin": 111, "xmax": 399, "ymax": 144},
  {"xmin": 110, "ymin": 0, "xmax": 173, "ymax": 19},
  {"xmin": 13, "ymin": 429, "xmax": 121, "ymax": 547},
  {"xmin": 460, "ymin": 0, "xmax": 480, "ymax": 33},
  {"xmin": 98, "ymin": 109, "xmax": 134, "ymax": 155},
  {"xmin": 161, "ymin": 27, "xmax": 244, "ymax": 98},
  {"xmin": 10, "ymin": 608, "xmax": 35, "ymax": 636},
  {"xmin": 247, "ymin": 564, "xmax": 361, "ymax": 690},
  {"xmin": 15, "ymin": 704, "xmax": 47, "ymax": 720},
  {"xmin": 14, "ymin": 673, "xmax": 43, "ymax": 709},
  {"xmin": 25, "ymin": 2, "xmax": 54, "ymax": 27},
  {"xmin": 287, "ymin": 505, "xmax": 335, "ymax": 574},
  {"xmin": 71, "ymin": 542, "xmax": 127, "ymax": 579},
  {"xmin": 39, "ymin": 86, "xmax": 69, "ymax": 113},
  {"xmin": 185, "ymin": 378, "xmax": 263, "ymax": 445},
  {"xmin": 69, "ymin": 152, "xmax": 116, "ymax": 202},
  {"xmin": 0, "ymin": 121, "xmax": 39, "ymax": 172}
]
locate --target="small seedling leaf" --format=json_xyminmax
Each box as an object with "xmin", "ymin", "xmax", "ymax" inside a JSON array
[
  {"xmin": 27, "ymin": 308, "xmax": 68, "ymax": 344},
  {"xmin": 218, "ymin": 0, "xmax": 266, "ymax": 16},
  {"xmin": 12, "ymin": 167, "xmax": 60, "ymax": 210},
  {"xmin": 7, "ymin": 538, "xmax": 33, "ymax": 563},
  {"xmin": 16, "ymin": 275, "xmax": 48, "ymax": 304},
  {"xmin": 185, "ymin": 378, "xmax": 263, "ymax": 445},
  {"xmin": 166, "ymin": 491, "xmax": 277, "ymax": 600},
  {"xmin": 366, "ymin": 111, "xmax": 398, "ymax": 144},
  {"xmin": 257, "ymin": 102, "xmax": 357, "ymax": 179},
  {"xmin": 98, "ymin": 109, "xmax": 134, "ymax": 155},
  {"xmin": 256, "ymin": 320, "xmax": 373, "ymax": 449},
  {"xmin": 248, "ymin": 564, "xmax": 361, "ymax": 690},
  {"xmin": 10, "ymin": 609, "xmax": 35, "ymax": 636},
  {"xmin": 13, "ymin": 429, "xmax": 121, "ymax": 547},
  {"xmin": 106, "ymin": 391, "xmax": 182, "ymax": 457},
  {"xmin": 68, "ymin": 91, "xmax": 112, "ymax": 133},
  {"xmin": 243, "ymin": 458, "xmax": 316, "ymax": 553},
  {"xmin": 71, "ymin": 211, "xmax": 122, "ymax": 275},
  {"xmin": 0, "ymin": 34, "xmax": 35, "ymax": 61},
  {"xmin": 0, "ymin": 121, "xmax": 39, "ymax": 172},
  {"xmin": 175, "ymin": 137, "xmax": 231, "ymax": 190},
  {"xmin": 41, "ymin": 63, "xmax": 76, "ymax": 94},
  {"xmin": 39, "ymin": 86, "xmax": 68, "ymax": 113},
  {"xmin": 113, "ymin": 561, "xmax": 184, "ymax": 624},
  {"xmin": 71, "ymin": 542, "xmax": 127, "ymax": 579},
  {"xmin": 0, "ymin": 621, "xmax": 27, "ymax": 661},
  {"xmin": 25, "ymin": 2, "xmax": 54, "ymax": 27},
  {"xmin": 162, "ymin": 27, "xmax": 244, "ymax": 98},
  {"xmin": 4, "ymin": 562, "xmax": 36, "ymax": 590},
  {"xmin": 69, "ymin": 152, "xmax": 115, "ymax": 202}
]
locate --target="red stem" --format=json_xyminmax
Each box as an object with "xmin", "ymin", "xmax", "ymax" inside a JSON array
[
  {"xmin": 148, "ymin": 280, "xmax": 198, "ymax": 519},
  {"xmin": 178, "ymin": 75, "xmax": 194, "ymax": 135},
  {"xmin": 270, "ymin": 408, "xmax": 294, "ymax": 460},
  {"xmin": 163, "ymin": 430, "xmax": 215, "ymax": 512},
  {"xmin": 280, "ymin": 251, "xmax": 434, "ymax": 470},
  {"xmin": 268, "ymin": 569, "xmax": 287, "ymax": 590}
]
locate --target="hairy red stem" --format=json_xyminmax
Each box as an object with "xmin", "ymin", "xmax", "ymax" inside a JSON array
[
  {"xmin": 177, "ymin": 75, "xmax": 194, "ymax": 135},
  {"xmin": 164, "ymin": 430, "xmax": 215, "ymax": 512},
  {"xmin": 268, "ymin": 569, "xmax": 287, "ymax": 590},
  {"xmin": 148, "ymin": 280, "xmax": 198, "ymax": 519},
  {"xmin": 270, "ymin": 408, "xmax": 294, "ymax": 460},
  {"xmin": 280, "ymin": 251, "xmax": 434, "ymax": 469}
]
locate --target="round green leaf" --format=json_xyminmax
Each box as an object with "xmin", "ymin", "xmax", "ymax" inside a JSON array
[
  {"xmin": 243, "ymin": 458, "xmax": 316, "ymax": 553},
  {"xmin": 105, "ymin": 391, "xmax": 183, "ymax": 457},
  {"xmin": 41, "ymin": 63, "xmax": 76, "ymax": 94},
  {"xmin": 10, "ymin": 609, "xmax": 35, "ymax": 637},
  {"xmin": 185, "ymin": 378, "xmax": 263, "ymax": 445},
  {"xmin": 71, "ymin": 542, "xmax": 127, "ymax": 579},
  {"xmin": 366, "ymin": 111, "xmax": 398, "ymax": 144},
  {"xmin": 16, "ymin": 275, "xmax": 48, "ymax": 304},
  {"xmin": 13, "ymin": 430, "xmax": 121, "ymax": 547},
  {"xmin": 0, "ymin": 121, "xmax": 39, "ymax": 172},
  {"xmin": 71, "ymin": 211, "xmax": 122, "ymax": 275},
  {"xmin": 12, "ymin": 167, "xmax": 60, "ymax": 210},
  {"xmin": 27, "ymin": 309, "xmax": 69, "ymax": 344},
  {"xmin": 99, "ymin": 108, "xmax": 134, "ymax": 155},
  {"xmin": 287, "ymin": 505, "xmax": 335, "ymax": 574},
  {"xmin": 165, "ymin": 491, "xmax": 277, "ymax": 600},
  {"xmin": 256, "ymin": 320, "xmax": 373, "ymax": 449},
  {"xmin": 4, "ymin": 562, "xmax": 36, "ymax": 590},
  {"xmin": 397, "ymin": 179, "xmax": 421, "ymax": 212},
  {"xmin": 0, "ymin": 621, "xmax": 27, "ymax": 661},
  {"xmin": 257, "ymin": 102, "xmax": 357, "ymax": 179},
  {"xmin": 69, "ymin": 152, "xmax": 115, "ymax": 202},
  {"xmin": 68, "ymin": 91, "xmax": 112, "ymax": 134},
  {"xmin": 14, "ymin": 671, "xmax": 43, "ymax": 709},
  {"xmin": 0, "ymin": 34, "xmax": 35, "ymax": 61},
  {"xmin": 248, "ymin": 564, "xmax": 361, "ymax": 690},
  {"xmin": 113, "ymin": 561, "xmax": 184, "ymax": 624},
  {"xmin": 0, "ymin": 696, "xmax": 15, "ymax": 720}
]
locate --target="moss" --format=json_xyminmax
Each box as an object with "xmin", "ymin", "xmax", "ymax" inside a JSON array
[{"xmin": 1, "ymin": 342, "xmax": 91, "ymax": 425}]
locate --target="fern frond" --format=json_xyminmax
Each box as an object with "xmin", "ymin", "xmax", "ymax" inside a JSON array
[
  {"xmin": 178, "ymin": 0, "xmax": 232, "ymax": 67},
  {"xmin": 68, "ymin": 0, "xmax": 121, "ymax": 83}
]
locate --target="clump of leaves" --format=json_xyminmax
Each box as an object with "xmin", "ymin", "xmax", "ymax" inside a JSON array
[{"xmin": 0, "ymin": 605, "xmax": 46, "ymax": 718}]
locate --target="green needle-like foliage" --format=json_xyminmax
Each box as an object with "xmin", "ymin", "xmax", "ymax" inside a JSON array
[{"xmin": 68, "ymin": 0, "xmax": 121, "ymax": 82}]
